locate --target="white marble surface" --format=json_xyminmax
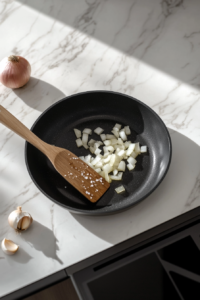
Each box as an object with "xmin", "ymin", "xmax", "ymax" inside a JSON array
[{"xmin": 0, "ymin": 0, "xmax": 200, "ymax": 297}]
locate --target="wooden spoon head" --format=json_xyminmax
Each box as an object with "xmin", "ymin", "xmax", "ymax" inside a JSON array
[{"xmin": 52, "ymin": 148, "xmax": 110, "ymax": 202}]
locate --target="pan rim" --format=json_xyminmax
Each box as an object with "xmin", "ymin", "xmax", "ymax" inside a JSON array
[{"xmin": 25, "ymin": 90, "xmax": 172, "ymax": 215}]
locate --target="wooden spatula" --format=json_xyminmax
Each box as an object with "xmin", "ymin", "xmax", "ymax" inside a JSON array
[{"xmin": 0, "ymin": 105, "xmax": 110, "ymax": 202}]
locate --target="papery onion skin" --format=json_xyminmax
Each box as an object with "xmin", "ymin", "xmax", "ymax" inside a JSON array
[{"xmin": 0, "ymin": 55, "xmax": 31, "ymax": 89}]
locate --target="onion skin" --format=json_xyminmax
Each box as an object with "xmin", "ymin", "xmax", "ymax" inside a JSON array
[{"xmin": 0, "ymin": 55, "xmax": 31, "ymax": 89}]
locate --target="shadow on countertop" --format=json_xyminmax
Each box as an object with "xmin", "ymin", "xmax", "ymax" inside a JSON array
[
  {"xmin": 21, "ymin": 220, "xmax": 63, "ymax": 264},
  {"xmin": 71, "ymin": 128, "xmax": 200, "ymax": 244},
  {"xmin": 13, "ymin": 77, "xmax": 66, "ymax": 112},
  {"xmin": 16, "ymin": 0, "xmax": 200, "ymax": 90}
]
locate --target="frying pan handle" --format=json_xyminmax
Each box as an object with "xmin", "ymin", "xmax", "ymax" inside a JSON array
[{"xmin": 0, "ymin": 105, "xmax": 49, "ymax": 155}]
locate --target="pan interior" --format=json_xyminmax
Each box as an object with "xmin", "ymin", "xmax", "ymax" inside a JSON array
[{"xmin": 26, "ymin": 91, "xmax": 171, "ymax": 214}]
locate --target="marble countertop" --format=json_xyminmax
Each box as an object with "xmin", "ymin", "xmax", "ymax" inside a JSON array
[{"xmin": 1, "ymin": 0, "xmax": 200, "ymax": 297}]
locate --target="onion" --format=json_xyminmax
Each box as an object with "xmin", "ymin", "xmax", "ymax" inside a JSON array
[
  {"xmin": 94, "ymin": 127, "xmax": 104, "ymax": 135},
  {"xmin": 0, "ymin": 55, "xmax": 31, "ymax": 88},
  {"xmin": 115, "ymin": 185, "xmax": 125, "ymax": 193},
  {"xmin": 74, "ymin": 128, "xmax": 81, "ymax": 138},
  {"xmin": 73, "ymin": 124, "xmax": 148, "ymax": 192}
]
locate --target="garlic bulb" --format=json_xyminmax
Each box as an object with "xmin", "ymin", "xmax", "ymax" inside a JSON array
[
  {"xmin": 8, "ymin": 206, "xmax": 33, "ymax": 231},
  {"xmin": 0, "ymin": 55, "xmax": 31, "ymax": 88},
  {"xmin": 1, "ymin": 238, "xmax": 19, "ymax": 255}
]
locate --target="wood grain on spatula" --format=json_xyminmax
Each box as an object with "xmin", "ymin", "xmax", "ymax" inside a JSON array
[{"xmin": 0, "ymin": 105, "xmax": 110, "ymax": 202}]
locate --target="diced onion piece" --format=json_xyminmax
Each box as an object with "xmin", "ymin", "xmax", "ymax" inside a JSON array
[
  {"xmin": 126, "ymin": 143, "xmax": 135, "ymax": 156},
  {"xmin": 99, "ymin": 171, "xmax": 105, "ymax": 178},
  {"xmin": 115, "ymin": 185, "xmax": 125, "ymax": 193},
  {"xmin": 119, "ymin": 130, "xmax": 127, "ymax": 141},
  {"xmin": 141, "ymin": 145, "xmax": 147, "ymax": 153},
  {"xmin": 100, "ymin": 134, "xmax": 106, "ymax": 141},
  {"xmin": 94, "ymin": 127, "xmax": 104, "ymax": 135},
  {"xmin": 91, "ymin": 155, "xmax": 101, "ymax": 166},
  {"xmin": 127, "ymin": 163, "xmax": 135, "ymax": 171},
  {"xmin": 82, "ymin": 133, "xmax": 88, "ymax": 145},
  {"xmin": 95, "ymin": 161, "xmax": 103, "ymax": 168},
  {"xmin": 114, "ymin": 124, "xmax": 122, "ymax": 130},
  {"xmin": 76, "ymin": 138, "xmax": 83, "ymax": 147},
  {"xmin": 127, "ymin": 156, "xmax": 137, "ymax": 165},
  {"xmin": 107, "ymin": 146, "xmax": 114, "ymax": 153},
  {"xmin": 85, "ymin": 155, "xmax": 92, "ymax": 163},
  {"xmin": 117, "ymin": 149, "xmax": 125, "ymax": 157},
  {"xmin": 124, "ymin": 141, "xmax": 131, "ymax": 149},
  {"xmin": 111, "ymin": 130, "xmax": 119, "ymax": 138},
  {"xmin": 110, "ymin": 175, "xmax": 121, "ymax": 180},
  {"xmin": 83, "ymin": 144, "xmax": 89, "ymax": 149},
  {"xmin": 135, "ymin": 142, "xmax": 141, "ymax": 154},
  {"xmin": 118, "ymin": 160, "xmax": 126, "ymax": 171},
  {"xmin": 109, "ymin": 154, "xmax": 116, "ymax": 166},
  {"xmin": 95, "ymin": 168, "xmax": 101, "ymax": 173},
  {"xmin": 110, "ymin": 139, "xmax": 118, "ymax": 145},
  {"xmin": 124, "ymin": 126, "xmax": 131, "ymax": 135},
  {"xmin": 113, "ymin": 169, "xmax": 118, "ymax": 176},
  {"xmin": 106, "ymin": 134, "xmax": 115, "ymax": 140},
  {"xmin": 130, "ymin": 151, "xmax": 138, "ymax": 159},
  {"xmin": 88, "ymin": 139, "xmax": 96, "ymax": 146},
  {"xmin": 89, "ymin": 146, "xmax": 95, "ymax": 154},
  {"xmin": 104, "ymin": 140, "xmax": 111, "ymax": 146},
  {"xmin": 79, "ymin": 156, "xmax": 85, "ymax": 161},
  {"xmin": 94, "ymin": 148, "xmax": 102, "ymax": 155},
  {"xmin": 117, "ymin": 172, "xmax": 123, "ymax": 180},
  {"xmin": 103, "ymin": 155, "xmax": 111, "ymax": 163},
  {"xmin": 103, "ymin": 163, "xmax": 113, "ymax": 174},
  {"xmin": 113, "ymin": 127, "xmax": 119, "ymax": 132},
  {"xmin": 117, "ymin": 138, "xmax": 123, "ymax": 145},
  {"xmin": 83, "ymin": 128, "xmax": 92, "ymax": 135},
  {"xmin": 74, "ymin": 128, "xmax": 81, "ymax": 138}
]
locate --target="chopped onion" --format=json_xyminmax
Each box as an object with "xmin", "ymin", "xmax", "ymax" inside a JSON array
[
  {"xmin": 94, "ymin": 127, "xmax": 104, "ymax": 135},
  {"xmin": 135, "ymin": 142, "xmax": 141, "ymax": 154},
  {"xmin": 127, "ymin": 156, "xmax": 136, "ymax": 165},
  {"xmin": 113, "ymin": 169, "xmax": 118, "ymax": 176},
  {"xmin": 118, "ymin": 160, "xmax": 126, "ymax": 171},
  {"xmin": 82, "ymin": 133, "xmax": 89, "ymax": 146},
  {"xmin": 106, "ymin": 134, "xmax": 115, "ymax": 140},
  {"xmin": 94, "ymin": 148, "xmax": 102, "ymax": 155},
  {"xmin": 124, "ymin": 126, "xmax": 131, "ymax": 135},
  {"xmin": 85, "ymin": 155, "xmax": 92, "ymax": 163},
  {"xmin": 141, "ymin": 145, "xmax": 147, "ymax": 153},
  {"xmin": 127, "ymin": 163, "xmax": 135, "ymax": 171},
  {"xmin": 88, "ymin": 139, "xmax": 96, "ymax": 146},
  {"xmin": 104, "ymin": 140, "xmax": 112, "ymax": 146},
  {"xmin": 74, "ymin": 125, "xmax": 147, "ymax": 187},
  {"xmin": 74, "ymin": 128, "xmax": 81, "ymax": 138},
  {"xmin": 76, "ymin": 138, "xmax": 83, "ymax": 147},
  {"xmin": 114, "ymin": 124, "xmax": 122, "ymax": 130},
  {"xmin": 91, "ymin": 155, "xmax": 101, "ymax": 166},
  {"xmin": 117, "ymin": 149, "xmax": 125, "ymax": 157},
  {"xmin": 90, "ymin": 147, "xmax": 95, "ymax": 154},
  {"xmin": 95, "ymin": 168, "xmax": 101, "ymax": 173},
  {"xmin": 83, "ymin": 128, "xmax": 92, "ymax": 135},
  {"xmin": 119, "ymin": 130, "xmax": 127, "ymax": 141},
  {"xmin": 111, "ymin": 130, "xmax": 119, "ymax": 138},
  {"xmin": 126, "ymin": 143, "xmax": 135, "ymax": 156},
  {"xmin": 115, "ymin": 185, "xmax": 125, "ymax": 193},
  {"xmin": 100, "ymin": 134, "xmax": 106, "ymax": 141}
]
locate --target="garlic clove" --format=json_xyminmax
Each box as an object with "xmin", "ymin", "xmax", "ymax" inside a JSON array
[
  {"xmin": 21, "ymin": 216, "xmax": 32, "ymax": 230},
  {"xmin": 8, "ymin": 206, "xmax": 33, "ymax": 231},
  {"xmin": 1, "ymin": 238, "xmax": 19, "ymax": 255}
]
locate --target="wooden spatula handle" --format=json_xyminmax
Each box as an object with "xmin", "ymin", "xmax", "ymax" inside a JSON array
[{"xmin": 0, "ymin": 105, "xmax": 49, "ymax": 154}]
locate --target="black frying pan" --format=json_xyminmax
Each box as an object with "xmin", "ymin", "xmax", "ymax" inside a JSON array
[{"xmin": 25, "ymin": 91, "xmax": 172, "ymax": 215}]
